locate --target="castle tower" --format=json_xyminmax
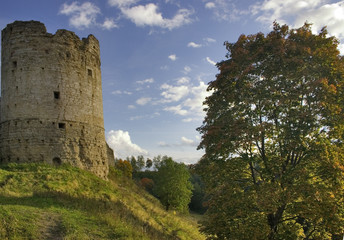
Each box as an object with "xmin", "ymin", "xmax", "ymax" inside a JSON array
[{"xmin": 0, "ymin": 21, "xmax": 112, "ymax": 178}]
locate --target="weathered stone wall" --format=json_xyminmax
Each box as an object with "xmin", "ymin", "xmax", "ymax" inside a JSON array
[{"xmin": 0, "ymin": 21, "xmax": 113, "ymax": 178}]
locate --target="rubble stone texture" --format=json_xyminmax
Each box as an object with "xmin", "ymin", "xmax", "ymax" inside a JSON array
[{"xmin": 0, "ymin": 21, "xmax": 113, "ymax": 179}]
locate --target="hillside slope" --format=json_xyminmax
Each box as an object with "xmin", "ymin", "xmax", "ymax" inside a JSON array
[{"xmin": 0, "ymin": 163, "xmax": 205, "ymax": 240}]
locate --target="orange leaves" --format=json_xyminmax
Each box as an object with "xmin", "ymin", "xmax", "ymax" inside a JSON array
[
  {"xmin": 140, "ymin": 177, "xmax": 154, "ymax": 192},
  {"xmin": 115, "ymin": 159, "xmax": 133, "ymax": 178},
  {"xmin": 198, "ymin": 21, "xmax": 344, "ymax": 239}
]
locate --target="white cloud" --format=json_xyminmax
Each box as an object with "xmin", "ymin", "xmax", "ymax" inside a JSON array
[
  {"xmin": 136, "ymin": 97, "xmax": 152, "ymax": 105},
  {"xmin": 112, "ymin": 90, "xmax": 132, "ymax": 95},
  {"xmin": 160, "ymin": 84, "xmax": 189, "ymax": 102},
  {"xmin": 188, "ymin": 42, "xmax": 202, "ymax": 48},
  {"xmin": 252, "ymin": 0, "xmax": 324, "ymax": 24},
  {"xmin": 59, "ymin": 2, "xmax": 101, "ymax": 29},
  {"xmin": 205, "ymin": 0, "xmax": 247, "ymax": 22},
  {"xmin": 120, "ymin": 3, "xmax": 193, "ymax": 30},
  {"xmin": 176, "ymin": 77, "xmax": 190, "ymax": 84},
  {"xmin": 183, "ymin": 81, "xmax": 211, "ymax": 115},
  {"xmin": 206, "ymin": 57, "xmax": 217, "ymax": 65},
  {"xmin": 108, "ymin": 0, "xmax": 139, "ymax": 7},
  {"xmin": 183, "ymin": 66, "xmax": 191, "ymax": 74},
  {"xmin": 112, "ymin": 90, "xmax": 122, "ymax": 95},
  {"xmin": 106, "ymin": 130, "xmax": 148, "ymax": 159},
  {"xmin": 160, "ymin": 80, "xmax": 211, "ymax": 119},
  {"xmin": 136, "ymin": 78, "xmax": 154, "ymax": 84},
  {"xmin": 130, "ymin": 115, "xmax": 144, "ymax": 120},
  {"xmin": 168, "ymin": 54, "xmax": 177, "ymax": 61},
  {"xmin": 158, "ymin": 141, "xmax": 170, "ymax": 147},
  {"xmin": 252, "ymin": 0, "xmax": 344, "ymax": 53},
  {"xmin": 102, "ymin": 18, "xmax": 118, "ymax": 30},
  {"xmin": 128, "ymin": 105, "xmax": 136, "ymax": 109},
  {"xmin": 158, "ymin": 136, "xmax": 198, "ymax": 148},
  {"xmin": 164, "ymin": 105, "xmax": 188, "ymax": 116},
  {"xmin": 205, "ymin": 2, "xmax": 216, "ymax": 9},
  {"xmin": 182, "ymin": 118, "xmax": 193, "ymax": 122},
  {"xmin": 204, "ymin": 37, "xmax": 216, "ymax": 43},
  {"xmin": 181, "ymin": 136, "xmax": 195, "ymax": 145}
]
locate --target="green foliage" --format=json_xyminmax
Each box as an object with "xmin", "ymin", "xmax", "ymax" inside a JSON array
[
  {"xmin": 136, "ymin": 155, "xmax": 145, "ymax": 171},
  {"xmin": 153, "ymin": 155, "xmax": 163, "ymax": 170},
  {"xmin": 197, "ymin": 22, "xmax": 344, "ymax": 239},
  {"xmin": 146, "ymin": 159, "xmax": 153, "ymax": 169},
  {"xmin": 154, "ymin": 156, "xmax": 193, "ymax": 213},
  {"xmin": 140, "ymin": 177, "xmax": 155, "ymax": 193},
  {"xmin": 0, "ymin": 163, "xmax": 205, "ymax": 240},
  {"xmin": 188, "ymin": 167, "xmax": 207, "ymax": 214},
  {"xmin": 115, "ymin": 159, "xmax": 133, "ymax": 178}
]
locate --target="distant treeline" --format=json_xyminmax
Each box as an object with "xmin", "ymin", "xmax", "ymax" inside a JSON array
[{"xmin": 113, "ymin": 155, "xmax": 206, "ymax": 214}]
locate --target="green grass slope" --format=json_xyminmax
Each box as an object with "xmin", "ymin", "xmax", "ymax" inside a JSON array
[{"xmin": 0, "ymin": 163, "xmax": 205, "ymax": 240}]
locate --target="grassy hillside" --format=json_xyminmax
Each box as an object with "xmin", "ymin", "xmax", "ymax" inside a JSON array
[{"xmin": 0, "ymin": 163, "xmax": 205, "ymax": 240}]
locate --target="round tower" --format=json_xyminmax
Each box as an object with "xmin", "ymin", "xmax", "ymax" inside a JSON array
[{"xmin": 0, "ymin": 21, "xmax": 110, "ymax": 178}]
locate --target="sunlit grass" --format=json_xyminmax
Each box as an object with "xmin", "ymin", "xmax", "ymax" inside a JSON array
[{"xmin": 0, "ymin": 163, "xmax": 204, "ymax": 239}]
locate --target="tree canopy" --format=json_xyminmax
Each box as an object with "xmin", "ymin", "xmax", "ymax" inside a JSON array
[
  {"xmin": 197, "ymin": 22, "xmax": 344, "ymax": 239},
  {"xmin": 154, "ymin": 156, "xmax": 193, "ymax": 213}
]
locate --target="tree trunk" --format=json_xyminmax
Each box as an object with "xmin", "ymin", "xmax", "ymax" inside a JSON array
[{"xmin": 267, "ymin": 205, "xmax": 286, "ymax": 240}]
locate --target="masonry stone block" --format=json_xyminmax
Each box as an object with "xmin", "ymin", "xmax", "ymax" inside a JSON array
[{"xmin": 0, "ymin": 21, "xmax": 114, "ymax": 179}]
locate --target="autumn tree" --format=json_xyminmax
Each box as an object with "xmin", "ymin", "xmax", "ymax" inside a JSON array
[
  {"xmin": 197, "ymin": 23, "xmax": 344, "ymax": 239},
  {"xmin": 115, "ymin": 159, "xmax": 133, "ymax": 178},
  {"xmin": 154, "ymin": 156, "xmax": 193, "ymax": 213},
  {"xmin": 140, "ymin": 177, "xmax": 155, "ymax": 193}
]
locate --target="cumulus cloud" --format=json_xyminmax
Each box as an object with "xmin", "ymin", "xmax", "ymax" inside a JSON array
[
  {"xmin": 120, "ymin": 3, "xmax": 193, "ymax": 30},
  {"xmin": 182, "ymin": 118, "xmax": 193, "ymax": 122},
  {"xmin": 136, "ymin": 97, "xmax": 152, "ymax": 105},
  {"xmin": 111, "ymin": 90, "xmax": 132, "ymax": 95},
  {"xmin": 204, "ymin": 0, "xmax": 247, "ymax": 22},
  {"xmin": 106, "ymin": 130, "xmax": 148, "ymax": 159},
  {"xmin": 59, "ymin": 2, "xmax": 101, "ymax": 29},
  {"xmin": 252, "ymin": 0, "xmax": 344, "ymax": 53},
  {"xmin": 176, "ymin": 77, "xmax": 190, "ymax": 84},
  {"xmin": 160, "ymin": 84, "xmax": 189, "ymax": 102},
  {"xmin": 136, "ymin": 78, "xmax": 154, "ymax": 84},
  {"xmin": 187, "ymin": 42, "xmax": 202, "ymax": 48},
  {"xmin": 168, "ymin": 54, "xmax": 177, "ymax": 61},
  {"xmin": 183, "ymin": 81, "xmax": 210, "ymax": 115},
  {"xmin": 164, "ymin": 105, "xmax": 188, "ymax": 116},
  {"xmin": 252, "ymin": 0, "xmax": 324, "ymax": 24},
  {"xmin": 158, "ymin": 136, "xmax": 198, "ymax": 148},
  {"xmin": 187, "ymin": 38, "xmax": 216, "ymax": 48},
  {"xmin": 108, "ymin": 0, "xmax": 139, "ymax": 7},
  {"xmin": 181, "ymin": 136, "xmax": 196, "ymax": 145},
  {"xmin": 206, "ymin": 57, "xmax": 217, "ymax": 65},
  {"xmin": 205, "ymin": 2, "xmax": 216, "ymax": 9},
  {"xmin": 101, "ymin": 18, "xmax": 118, "ymax": 30},
  {"xmin": 162, "ymin": 81, "xmax": 211, "ymax": 118}
]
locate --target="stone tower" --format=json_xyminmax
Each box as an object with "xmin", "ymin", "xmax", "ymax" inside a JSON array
[{"xmin": 0, "ymin": 21, "xmax": 113, "ymax": 178}]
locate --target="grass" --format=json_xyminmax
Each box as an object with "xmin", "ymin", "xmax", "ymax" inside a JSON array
[{"xmin": 0, "ymin": 163, "xmax": 205, "ymax": 240}]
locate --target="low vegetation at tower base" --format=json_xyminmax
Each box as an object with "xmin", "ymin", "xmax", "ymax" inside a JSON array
[{"xmin": 0, "ymin": 163, "xmax": 204, "ymax": 240}]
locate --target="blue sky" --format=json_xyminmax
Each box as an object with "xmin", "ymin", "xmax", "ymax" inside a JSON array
[{"xmin": 1, "ymin": 0, "xmax": 344, "ymax": 164}]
